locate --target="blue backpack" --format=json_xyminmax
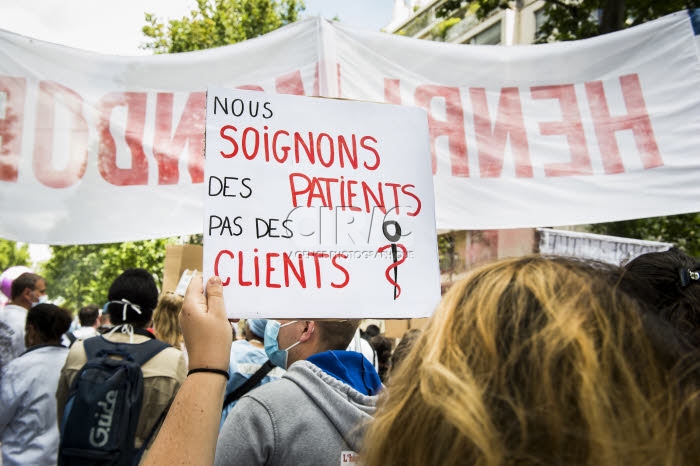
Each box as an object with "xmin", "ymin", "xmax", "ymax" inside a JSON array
[{"xmin": 58, "ymin": 335, "xmax": 169, "ymax": 466}]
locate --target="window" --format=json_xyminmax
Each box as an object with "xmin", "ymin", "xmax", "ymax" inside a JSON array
[{"xmin": 469, "ymin": 21, "xmax": 501, "ymax": 45}]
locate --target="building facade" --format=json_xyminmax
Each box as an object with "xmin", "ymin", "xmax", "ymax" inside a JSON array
[{"xmin": 386, "ymin": 0, "xmax": 547, "ymax": 45}]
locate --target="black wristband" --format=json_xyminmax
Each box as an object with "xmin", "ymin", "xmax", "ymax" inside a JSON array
[{"xmin": 187, "ymin": 368, "xmax": 230, "ymax": 380}]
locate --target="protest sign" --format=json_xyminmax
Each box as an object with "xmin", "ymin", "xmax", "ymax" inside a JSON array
[{"xmin": 203, "ymin": 87, "xmax": 441, "ymax": 319}]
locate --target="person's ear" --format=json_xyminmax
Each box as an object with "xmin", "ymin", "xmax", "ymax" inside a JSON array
[
  {"xmin": 21, "ymin": 287, "xmax": 34, "ymax": 303},
  {"xmin": 298, "ymin": 321, "xmax": 315, "ymax": 343}
]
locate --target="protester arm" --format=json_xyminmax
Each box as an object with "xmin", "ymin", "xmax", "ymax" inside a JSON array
[{"xmin": 143, "ymin": 274, "xmax": 233, "ymax": 466}]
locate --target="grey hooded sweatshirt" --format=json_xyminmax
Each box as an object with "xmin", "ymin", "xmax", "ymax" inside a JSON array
[{"xmin": 215, "ymin": 359, "xmax": 378, "ymax": 465}]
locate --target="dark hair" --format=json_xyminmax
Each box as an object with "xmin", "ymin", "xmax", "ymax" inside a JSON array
[
  {"xmin": 78, "ymin": 304, "xmax": 100, "ymax": 327},
  {"xmin": 316, "ymin": 319, "xmax": 361, "ymax": 351},
  {"xmin": 107, "ymin": 268, "xmax": 158, "ymax": 327},
  {"xmin": 620, "ymin": 247, "xmax": 700, "ymax": 348},
  {"xmin": 26, "ymin": 303, "xmax": 72, "ymax": 343},
  {"xmin": 390, "ymin": 328, "xmax": 422, "ymax": 374},
  {"xmin": 364, "ymin": 324, "xmax": 381, "ymax": 339},
  {"xmin": 10, "ymin": 272, "xmax": 42, "ymax": 300},
  {"xmin": 370, "ymin": 335, "xmax": 394, "ymax": 382}
]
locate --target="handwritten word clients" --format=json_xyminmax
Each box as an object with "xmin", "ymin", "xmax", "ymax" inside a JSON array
[{"xmin": 214, "ymin": 249, "xmax": 350, "ymax": 289}]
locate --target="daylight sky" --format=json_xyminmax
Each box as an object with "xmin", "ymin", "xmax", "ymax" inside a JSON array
[{"xmin": 0, "ymin": 0, "xmax": 395, "ymax": 55}]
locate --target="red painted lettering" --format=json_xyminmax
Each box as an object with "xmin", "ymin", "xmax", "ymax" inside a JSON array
[
  {"xmin": 275, "ymin": 70, "xmax": 306, "ymax": 95},
  {"xmin": 215, "ymin": 249, "xmax": 234, "ymax": 286},
  {"xmin": 470, "ymin": 87, "xmax": 532, "ymax": 178},
  {"xmin": 585, "ymin": 74, "xmax": 662, "ymax": 174},
  {"xmin": 0, "ymin": 77, "xmax": 25, "ymax": 182},
  {"xmin": 33, "ymin": 81, "xmax": 88, "ymax": 188},
  {"xmin": 97, "ymin": 92, "xmax": 149, "ymax": 185},
  {"xmin": 153, "ymin": 92, "xmax": 205, "ymax": 184},
  {"xmin": 266, "ymin": 253, "xmax": 281, "ymax": 288},
  {"xmin": 414, "ymin": 85, "xmax": 467, "ymax": 176},
  {"xmin": 531, "ymin": 84, "xmax": 592, "ymax": 176},
  {"xmin": 220, "ymin": 125, "xmax": 238, "ymax": 158},
  {"xmin": 331, "ymin": 254, "xmax": 349, "ymax": 288},
  {"xmin": 308, "ymin": 252, "xmax": 329, "ymax": 288}
]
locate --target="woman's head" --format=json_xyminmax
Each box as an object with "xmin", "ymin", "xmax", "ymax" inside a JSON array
[
  {"xmin": 106, "ymin": 268, "xmax": 159, "ymax": 327},
  {"xmin": 620, "ymin": 247, "xmax": 700, "ymax": 348},
  {"xmin": 152, "ymin": 292, "xmax": 184, "ymax": 347},
  {"xmin": 25, "ymin": 303, "xmax": 72, "ymax": 347},
  {"xmin": 363, "ymin": 255, "xmax": 699, "ymax": 466}
]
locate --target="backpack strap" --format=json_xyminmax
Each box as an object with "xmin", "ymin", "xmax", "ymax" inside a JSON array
[
  {"xmin": 222, "ymin": 359, "xmax": 275, "ymax": 409},
  {"xmin": 83, "ymin": 335, "xmax": 169, "ymax": 365},
  {"xmin": 65, "ymin": 332, "xmax": 77, "ymax": 347}
]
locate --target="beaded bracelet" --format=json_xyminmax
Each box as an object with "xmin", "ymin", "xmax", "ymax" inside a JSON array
[{"xmin": 187, "ymin": 368, "xmax": 230, "ymax": 380}]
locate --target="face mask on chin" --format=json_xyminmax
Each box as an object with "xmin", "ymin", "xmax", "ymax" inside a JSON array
[
  {"xmin": 31, "ymin": 294, "xmax": 50, "ymax": 307},
  {"xmin": 264, "ymin": 320, "xmax": 301, "ymax": 369}
]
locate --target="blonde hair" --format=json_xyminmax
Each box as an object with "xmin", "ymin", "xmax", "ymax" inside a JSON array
[
  {"xmin": 362, "ymin": 255, "xmax": 700, "ymax": 466},
  {"xmin": 152, "ymin": 292, "xmax": 184, "ymax": 348}
]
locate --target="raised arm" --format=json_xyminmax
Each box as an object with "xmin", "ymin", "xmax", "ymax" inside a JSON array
[{"xmin": 143, "ymin": 274, "xmax": 233, "ymax": 466}]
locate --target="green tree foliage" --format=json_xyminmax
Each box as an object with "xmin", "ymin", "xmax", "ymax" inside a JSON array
[
  {"xmin": 437, "ymin": 0, "xmax": 700, "ymax": 42},
  {"xmin": 589, "ymin": 213, "xmax": 700, "ymax": 257},
  {"xmin": 0, "ymin": 239, "xmax": 31, "ymax": 273},
  {"xmin": 142, "ymin": 0, "xmax": 305, "ymax": 54},
  {"xmin": 41, "ymin": 239, "xmax": 174, "ymax": 311}
]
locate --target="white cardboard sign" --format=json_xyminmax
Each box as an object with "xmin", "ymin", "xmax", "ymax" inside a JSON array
[{"xmin": 203, "ymin": 87, "xmax": 441, "ymax": 319}]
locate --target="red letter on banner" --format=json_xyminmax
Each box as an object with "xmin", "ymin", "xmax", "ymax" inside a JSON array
[
  {"xmin": 585, "ymin": 74, "xmax": 662, "ymax": 173},
  {"xmin": 154, "ymin": 92, "xmax": 206, "ymax": 184},
  {"xmin": 531, "ymin": 84, "xmax": 592, "ymax": 176},
  {"xmin": 34, "ymin": 81, "xmax": 89, "ymax": 188},
  {"xmin": 0, "ymin": 77, "xmax": 26, "ymax": 182},
  {"xmin": 384, "ymin": 78, "xmax": 401, "ymax": 105},
  {"xmin": 276, "ymin": 70, "xmax": 306, "ymax": 96},
  {"xmin": 414, "ymin": 85, "xmax": 467, "ymax": 176},
  {"xmin": 470, "ymin": 87, "xmax": 532, "ymax": 178},
  {"xmin": 97, "ymin": 92, "xmax": 148, "ymax": 186}
]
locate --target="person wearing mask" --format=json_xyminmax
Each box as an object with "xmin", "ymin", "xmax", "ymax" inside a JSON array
[
  {"xmin": 215, "ymin": 315, "xmax": 382, "ymax": 464},
  {"xmin": 143, "ymin": 274, "xmax": 382, "ymax": 466},
  {"xmin": 0, "ymin": 303, "xmax": 71, "ymax": 466},
  {"xmin": 0, "ymin": 272, "xmax": 47, "ymax": 365}
]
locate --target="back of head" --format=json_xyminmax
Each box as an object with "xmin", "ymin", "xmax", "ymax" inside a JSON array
[
  {"xmin": 620, "ymin": 247, "xmax": 700, "ymax": 347},
  {"xmin": 315, "ymin": 319, "xmax": 361, "ymax": 351},
  {"xmin": 363, "ymin": 255, "xmax": 698, "ymax": 466},
  {"xmin": 364, "ymin": 324, "xmax": 381, "ymax": 339},
  {"xmin": 390, "ymin": 328, "xmax": 422, "ymax": 377},
  {"xmin": 10, "ymin": 272, "xmax": 41, "ymax": 300},
  {"xmin": 152, "ymin": 292, "xmax": 184, "ymax": 347},
  {"xmin": 107, "ymin": 268, "xmax": 158, "ymax": 327},
  {"xmin": 27, "ymin": 303, "xmax": 72, "ymax": 344},
  {"xmin": 78, "ymin": 304, "xmax": 100, "ymax": 327}
]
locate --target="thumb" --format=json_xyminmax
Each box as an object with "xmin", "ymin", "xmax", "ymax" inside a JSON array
[{"xmin": 205, "ymin": 276, "xmax": 227, "ymax": 319}]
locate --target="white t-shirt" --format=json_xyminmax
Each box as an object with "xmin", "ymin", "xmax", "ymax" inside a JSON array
[{"xmin": 346, "ymin": 329, "xmax": 377, "ymax": 369}]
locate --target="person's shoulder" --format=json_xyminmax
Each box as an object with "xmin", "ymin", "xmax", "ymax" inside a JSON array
[{"xmin": 63, "ymin": 339, "xmax": 88, "ymax": 371}]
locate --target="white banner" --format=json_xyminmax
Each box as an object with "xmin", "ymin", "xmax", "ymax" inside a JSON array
[
  {"xmin": 203, "ymin": 87, "xmax": 440, "ymax": 318},
  {"xmin": 1, "ymin": 11, "xmax": 699, "ymax": 244}
]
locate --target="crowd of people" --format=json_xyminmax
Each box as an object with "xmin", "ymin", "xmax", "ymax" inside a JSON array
[{"xmin": 0, "ymin": 247, "xmax": 698, "ymax": 465}]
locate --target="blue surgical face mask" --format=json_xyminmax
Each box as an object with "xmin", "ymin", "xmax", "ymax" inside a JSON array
[{"xmin": 264, "ymin": 320, "xmax": 300, "ymax": 369}]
